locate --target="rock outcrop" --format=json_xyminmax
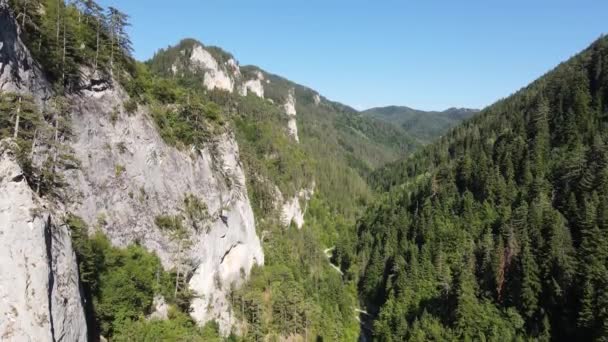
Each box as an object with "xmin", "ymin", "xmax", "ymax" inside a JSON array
[
  {"xmin": 0, "ymin": 140, "xmax": 87, "ymax": 342},
  {"xmin": 313, "ymin": 93, "xmax": 321, "ymax": 106},
  {"xmin": 190, "ymin": 45, "xmax": 238, "ymax": 93},
  {"xmin": 242, "ymin": 71, "xmax": 265, "ymax": 98},
  {"xmin": 148, "ymin": 295, "xmax": 169, "ymax": 321},
  {"xmin": 64, "ymin": 84, "xmax": 263, "ymax": 333},
  {"xmin": 0, "ymin": 0, "xmax": 50, "ymax": 101},
  {"xmin": 283, "ymin": 89, "xmax": 299, "ymax": 142},
  {"xmin": 280, "ymin": 186, "xmax": 314, "ymax": 229},
  {"xmin": 1, "ymin": 3, "xmax": 269, "ymax": 335}
]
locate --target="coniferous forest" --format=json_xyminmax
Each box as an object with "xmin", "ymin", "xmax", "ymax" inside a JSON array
[{"xmin": 353, "ymin": 37, "xmax": 608, "ymax": 341}]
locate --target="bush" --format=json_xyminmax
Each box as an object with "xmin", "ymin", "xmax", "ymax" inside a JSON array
[
  {"xmin": 66, "ymin": 216, "xmax": 175, "ymax": 337},
  {"xmin": 124, "ymin": 99, "xmax": 138, "ymax": 114},
  {"xmin": 154, "ymin": 215, "xmax": 184, "ymax": 232}
]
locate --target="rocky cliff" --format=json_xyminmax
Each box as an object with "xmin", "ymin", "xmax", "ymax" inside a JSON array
[
  {"xmin": 0, "ymin": 2, "xmax": 87, "ymax": 340},
  {"xmin": 0, "ymin": 140, "xmax": 88, "ymax": 341},
  {"xmin": 0, "ymin": 1, "xmax": 265, "ymax": 335},
  {"xmin": 0, "ymin": 0, "xmax": 49, "ymax": 100},
  {"xmin": 63, "ymin": 83, "xmax": 264, "ymax": 333}
]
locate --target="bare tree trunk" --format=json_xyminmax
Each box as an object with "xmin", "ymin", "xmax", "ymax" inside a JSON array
[
  {"xmin": 13, "ymin": 96, "xmax": 22, "ymax": 139},
  {"xmin": 94, "ymin": 18, "xmax": 100, "ymax": 73},
  {"xmin": 305, "ymin": 316, "xmax": 308, "ymax": 342},
  {"xmin": 77, "ymin": 1, "xmax": 81, "ymax": 23},
  {"xmin": 52, "ymin": 108, "xmax": 59, "ymax": 184},
  {"xmin": 55, "ymin": 0, "xmax": 62, "ymax": 80},
  {"xmin": 30, "ymin": 129, "xmax": 37, "ymax": 159},
  {"xmin": 56, "ymin": 0, "xmax": 61, "ymax": 44},
  {"xmin": 174, "ymin": 239, "xmax": 182, "ymax": 297},
  {"xmin": 62, "ymin": 16, "xmax": 67, "ymax": 85},
  {"xmin": 37, "ymin": 31, "xmax": 42, "ymax": 53},
  {"xmin": 109, "ymin": 17, "xmax": 114, "ymax": 71},
  {"xmin": 21, "ymin": 0, "xmax": 29, "ymax": 28}
]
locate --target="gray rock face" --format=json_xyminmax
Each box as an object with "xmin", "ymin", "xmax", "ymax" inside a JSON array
[
  {"xmin": 0, "ymin": 140, "xmax": 87, "ymax": 342},
  {"xmin": 64, "ymin": 85, "xmax": 263, "ymax": 333},
  {"xmin": 0, "ymin": 0, "xmax": 50, "ymax": 101},
  {"xmin": 148, "ymin": 295, "xmax": 169, "ymax": 321},
  {"xmin": 1, "ymin": 1, "xmax": 264, "ymax": 334},
  {"xmin": 280, "ymin": 186, "xmax": 314, "ymax": 229}
]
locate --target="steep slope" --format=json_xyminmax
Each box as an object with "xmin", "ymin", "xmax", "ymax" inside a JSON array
[
  {"xmin": 64, "ymin": 83, "xmax": 264, "ymax": 332},
  {"xmin": 149, "ymin": 39, "xmax": 421, "ymax": 216},
  {"xmin": 147, "ymin": 38, "xmax": 423, "ymax": 340},
  {"xmin": 0, "ymin": 139, "xmax": 87, "ymax": 341},
  {"xmin": 1, "ymin": 0, "xmax": 264, "ymax": 337},
  {"xmin": 1, "ymin": 2, "xmax": 425, "ymax": 340},
  {"xmin": 0, "ymin": 0, "xmax": 50, "ymax": 99},
  {"xmin": 0, "ymin": 2, "xmax": 87, "ymax": 340},
  {"xmin": 362, "ymin": 105, "xmax": 478, "ymax": 144},
  {"xmin": 2, "ymin": 0, "xmax": 491, "ymax": 340},
  {"xmin": 351, "ymin": 36, "xmax": 608, "ymax": 340}
]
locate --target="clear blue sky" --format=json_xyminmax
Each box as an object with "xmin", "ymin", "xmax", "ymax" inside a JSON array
[{"xmin": 98, "ymin": 0, "xmax": 607, "ymax": 111}]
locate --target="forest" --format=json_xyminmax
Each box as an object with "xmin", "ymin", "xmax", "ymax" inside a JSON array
[
  {"xmin": 351, "ymin": 36, "xmax": 608, "ymax": 341},
  {"xmin": 2, "ymin": 0, "xmax": 607, "ymax": 341}
]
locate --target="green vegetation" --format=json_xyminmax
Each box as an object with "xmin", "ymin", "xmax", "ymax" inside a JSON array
[
  {"xmin": 124, "ymin": 61, "xmax": 227, "ymax": 149},
  {"xmin": 10, "ymin": 0, "xmax": 133, "ymax": 90},
  {"xmin": 114, "ymin": 313, "xmax": 230, "ymax": 342},
  {"xmin": 232, "ymin": 94, "xmax": 312, "ymax": 200},
  {"xmin": 114, "ymin": 164, "xmax": 125, "ymax": 177},
  {"xmin": 143, "ymin": 35, "xmax": 438, "ymax": 340},
  {"xmin": 184, "ymin": 193, "xmax": 211, "ymax": 231},
  {"xmin": 229, "ymin": 201, "xmax": 360, "ymax": 341},
  {"xmin": 66, "ymin": 215, "xmax": 228, "ymax": 340},
  {"xmin": 0, "ymin": 92, "xmax": 77, "ymax": 197},
  {"xmin": 155, "ymin": 214, "xmax": 184, "ymax": 232},
  {"xmin": 350, "ymin": 36, "xmax": 608, "ymax": 341},
  {"xmin": 148, "ymin": 38, "xmax": 236, "ymax": 90},
  {"xmin": 12, "ymin": 2, "xmax": 607, "ymax": 341},
  {"xmin": 362, "ymin": 106, "xmax": 478, "ymax": 144}
]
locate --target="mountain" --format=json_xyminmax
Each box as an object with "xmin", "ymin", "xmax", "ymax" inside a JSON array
[
  {"xmin": 4, "ymin": 1, "xmax": 605, "ymax": 341},
  {"xmin": 0, "ymin": 1, "xmax": 428, "ymax": 340},
  {"xmin": 362, "ymin": 106, "xmax": 479, "ymax": 144},
  {"xmin": 347, "ymin": 36, "xmax": 608, "ymax": 340},
  {"xmin": 148, "ymin": 38, "xmax": 421, "ymax": 175}
]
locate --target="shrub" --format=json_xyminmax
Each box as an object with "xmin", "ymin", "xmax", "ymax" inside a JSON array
[
  {"xmin": 154, "ymin": 215, "xmax": 184, "ymax": 232},
  {"xmin": 124, "ymin": 99, "xmax": 138, "ymax": 114}
]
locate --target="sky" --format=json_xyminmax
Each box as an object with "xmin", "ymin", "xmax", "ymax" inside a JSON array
[{"xmin": 98, "ymin": 0, "xmax": 607, "ymax": 111}]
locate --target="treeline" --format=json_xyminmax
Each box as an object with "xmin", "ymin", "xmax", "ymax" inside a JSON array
[
  {"xmin": 10, "ymin": 0, "xmax": 133, "ymax": 90},
  {"xmin": 0, "ymin": 92, "xmax": 78, "ymax": 198},
  {"xmin": 66, "ymin": 215, "xmax": 230, "ymax": 341},
  {"xmin": 230, "ymin": 217, "xmax": 359, "ymax": 341},
  {"xmin": 351, "ymin": 36, "xmax": 608, "ymax": 340}
]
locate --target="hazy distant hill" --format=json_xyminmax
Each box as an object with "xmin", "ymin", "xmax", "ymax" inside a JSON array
[{"xmin": 362, "ymin": 105, "xmax": 479, "ymax": 143}]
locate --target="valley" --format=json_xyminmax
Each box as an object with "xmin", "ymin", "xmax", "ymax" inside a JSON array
[{"xmin": 0, "ymin": 1, "xmax": 606, "ymax": 341}]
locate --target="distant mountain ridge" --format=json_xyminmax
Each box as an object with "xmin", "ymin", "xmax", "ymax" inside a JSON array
[{"xmin": 362, "ymin": 105, "xmax": 479, "ymax": 143}]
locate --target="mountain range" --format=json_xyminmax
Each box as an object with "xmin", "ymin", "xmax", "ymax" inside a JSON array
[
  {"xmin": 0, "ymin": 0, "xmax": 606, "ymax": 341},
  {"xmin": 362, "ymin": 106, "xmax": 479, "ymax": 143}
]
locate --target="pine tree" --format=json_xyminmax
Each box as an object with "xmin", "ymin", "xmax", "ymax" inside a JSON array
[
  {"xmin": 519, "ymin": 225, "xmax": 541, "ymax": 321},
  {"xmin": 107, "ymin": 7, "xmax": 132, "ymax": 71}
]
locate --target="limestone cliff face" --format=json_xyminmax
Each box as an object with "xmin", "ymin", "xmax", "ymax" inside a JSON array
[
  {"xmin": 0, "ymin": 3, "xmax": 86, "ymax": 341},
  {"xmin": 0, "ymin": 141, "xmax": 88, "ymax": 342},
  {"xmin": 283, "ymin": 89, "xmax": 299, "ymax": 142},
  {"xmin": 0, "ymin": 0, "xmax": 50, "ymax": 100},
  {"xmin": 189, "ymin": 45, "xmax": 239, "ymax": 92},
  {"xmin": 280, "ymin": 186, "xmax": 314, "ymax": 229},
  {"xmin": 241, "ymin": 71, "xmax": 265, "ymax": 98},
  {"xmin": 0, "ymin": 1, "xmax": 264, "ymax": 335},
  {"xmin": 64, "ymin": 84, "xmax": 264, "ymax": 333}
]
